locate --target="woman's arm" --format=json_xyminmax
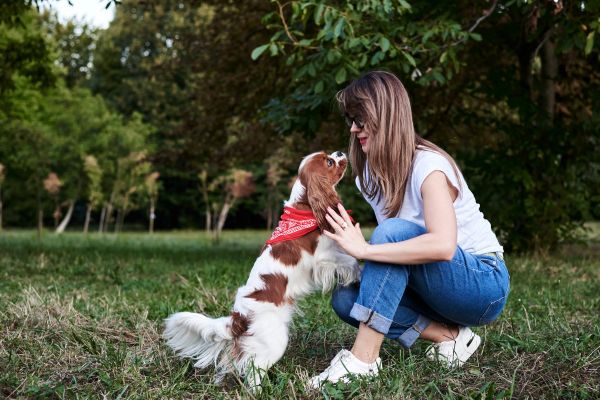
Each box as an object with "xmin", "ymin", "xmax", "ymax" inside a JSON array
[{"xmin": 324, "ymin": 170, "xmax": 458, "ymax": 264}]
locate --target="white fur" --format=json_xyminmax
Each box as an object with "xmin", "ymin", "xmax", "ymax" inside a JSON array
[{"xmin": 163, "ymin": 151, "xmax": 360, "ymax": 389}]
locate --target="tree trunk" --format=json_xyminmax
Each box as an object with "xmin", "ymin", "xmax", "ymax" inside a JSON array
[
  {"xmin": 103, "ymin": 187, "xmax": 117, "ymax": 233},
  {"xmin": 199, "ymin": 170, "xmax": 211, "ymax": 233},
  {"xmin": 115, "ymin": 209, "xmax": 124, "ymax": 233},
  {"xmin": 266, "ymin": 206, "xmax": 273, "ymax": 230},
  {"xmin": 517, "ymin": 43, "xmax": 535, "ymax": 99},
  {"xmin": 149, "ymin": 199, "xmax": 155, "ymax": 234},
  {"xmin": 116, "ymin": 195, "xmax": 131, "ymax": 233},
  {"xmin": 205, "ymin": 207, "xmax": 211, "ymax": 233},
  {"xmin": 98, "ymin": 204, "xmax": 106, "ymax": 233},
  {"xmin": 216, "ymin": 200, "xmax": 233, "ymax": 239},
  {"xmin": 55, "ymin": 200, "xmax": 75, "ymax": 234},
  {"xmin": 210, "ymin": 205, "xmax": 219, "ymax": 242},
  {"xmin": 53, "ymin": 203, "xmax": 60, "ymax": 228},
  {"xmin": 104, "ymin": 202, "xmax": 114, "ymax": 232},
  {"xmin": 540, "ymin": 37, "xmax": 557, "ymax": 124},
  {"xmin": 37, "ymin": 207, "xmax": 43, "ymax": 239},
  {"xmin": 84, "ymin": 203, "xmax": 92, "ymax": 234}
]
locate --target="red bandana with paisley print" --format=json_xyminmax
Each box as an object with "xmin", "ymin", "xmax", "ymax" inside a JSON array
[
  {"xmin": 266, "ymin": 206, "xmax": 318, "ymax": 245},
  {"xmin": 266, "ymin": 206, "xmax": 353, "ymax": 244}
]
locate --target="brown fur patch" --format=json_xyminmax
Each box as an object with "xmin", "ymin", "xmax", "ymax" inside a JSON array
[
  {"xmin": 269, "ymin": 229, "xmax": 319, "ymax": 266},
  {"xmin": 230, "ymin": 311, "xmax": 251, "ymax": 360},
  {"xmin": 245, "ymin": 273, "xmax": 289, "ymax": 306},
  {"xmin": 230, "ymin": 311, "xmax": 250, "ymax": 337}
]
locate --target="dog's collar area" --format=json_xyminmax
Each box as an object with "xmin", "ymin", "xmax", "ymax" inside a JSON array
[
  {"xmin": 265, "ymin": 206, "xmax": 319, "ymax": 245},
  {"xmin": 265, "ymin": 206, "xmax": 353, "ymax": 245}
]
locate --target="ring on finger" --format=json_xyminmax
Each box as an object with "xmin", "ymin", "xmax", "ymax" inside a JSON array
[{"xmin": 340, "ymin": 221, "xmax": 348, "ymax": 230}]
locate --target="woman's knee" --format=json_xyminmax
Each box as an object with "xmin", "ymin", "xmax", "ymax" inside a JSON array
[
  {"xmin": 370, "ymin": 218, "xmax": 426, "ymax": 245},
  {"xmin": 331, "ymin": 284, "xmax": 359, "ymax": 327}
]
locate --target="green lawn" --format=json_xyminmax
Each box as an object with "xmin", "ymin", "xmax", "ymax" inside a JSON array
[{"xmin": 1, "ymin": 228, "xmax": 599, "ymax": 399}]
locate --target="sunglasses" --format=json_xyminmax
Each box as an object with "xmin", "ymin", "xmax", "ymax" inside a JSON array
[{"xmin": 344, "ymin": 113, "xmax": 365, "ymax": 129}]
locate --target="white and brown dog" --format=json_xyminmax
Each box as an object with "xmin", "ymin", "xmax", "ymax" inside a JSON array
[{"xmin": 163, "ymin": 151, "xmax": 360, "ymax": 388}]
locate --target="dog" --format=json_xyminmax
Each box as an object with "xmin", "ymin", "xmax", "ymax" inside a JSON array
[{"xmin": 163, "ymin": 151, "xmax": 360, "ymax": 389}]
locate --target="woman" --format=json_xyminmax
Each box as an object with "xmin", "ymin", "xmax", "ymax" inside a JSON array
[{"xmin": 309, "ymin": 71, "xmax": 509, "ymax": 387}]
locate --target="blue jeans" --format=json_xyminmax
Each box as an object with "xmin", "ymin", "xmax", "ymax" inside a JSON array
[{"xmin": 332, "ymin": 218, "xmax": 510, "ymax": 348}]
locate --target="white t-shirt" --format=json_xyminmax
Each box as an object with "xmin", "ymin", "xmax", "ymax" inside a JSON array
[{"xmin": 358, "ymin": 149, "xmax": 503, "ymax": 255}]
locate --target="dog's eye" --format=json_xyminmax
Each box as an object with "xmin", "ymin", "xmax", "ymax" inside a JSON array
[{"xmin": 327, "ymin": 159, "xmax": 334, "ymax": 167}]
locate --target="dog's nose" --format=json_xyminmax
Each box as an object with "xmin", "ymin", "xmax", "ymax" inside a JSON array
[{"xmin": 335, "ymin": 151, "xmax": 345, "ymax": 158}]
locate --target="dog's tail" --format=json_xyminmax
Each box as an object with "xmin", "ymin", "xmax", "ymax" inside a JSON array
[{"xmin": 164, "ymin": 311, "xmax": 240, "ymax": 370}]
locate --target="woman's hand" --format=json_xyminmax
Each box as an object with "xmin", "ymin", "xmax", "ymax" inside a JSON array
[{"xmin": 323, "ymin": 203, "xmax": 370, "ymax": 260}]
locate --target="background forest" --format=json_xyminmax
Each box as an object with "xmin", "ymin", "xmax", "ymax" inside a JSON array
[{"xmin": 0, "ymin": 0, "xmax": 599, "ymax": 251}]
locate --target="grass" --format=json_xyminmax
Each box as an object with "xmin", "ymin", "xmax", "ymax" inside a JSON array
[{"xmin": 1, "ymin": 226, "xmax": 599, "ymax": 399}]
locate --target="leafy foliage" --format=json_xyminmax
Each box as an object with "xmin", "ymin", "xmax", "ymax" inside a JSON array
[
  {"xmin": 0, "ymin": 1, "xmax": 598, "ymax": 251},
  {"xmin": 254, "ymin": 0, "xmax": 600, "ymax": 251},
  {"xmin": 255, "ymin": 0, "xmax": 493, "ymax": 132}
]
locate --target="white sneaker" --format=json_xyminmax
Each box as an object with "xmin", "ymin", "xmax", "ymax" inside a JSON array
[
  {"xmin": 308, "ymin": 349, "xmax": 381, "ymax": 389},
  {"xmin": 426, "ymin": 326, "xmax": 481, "ymax": 368}
]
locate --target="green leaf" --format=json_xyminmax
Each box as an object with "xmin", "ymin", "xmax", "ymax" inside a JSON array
[
  {"xmin": 370, "ymin": 51, "xmax": 385, "ymax": 65},
  {"xmin": 398, "ymin": 0, "xmax": 412, "ymax": 10},
  {"xmin": 326, "ymin": 50, "xmax": 337, "ymax": 63},
  {"xmin": 314, "ymin": 80, "xmax": 324, "ymax": 94},
  {"xmin": 470, "ymin": 32, "xmax": 482, "ymax": 42},
  {"xmin": 585, "ymin": 31, "xmax": 595, "ymax": 56},
  {"xmin": 348, "ymin": 38, "xmax": 361, "ymax": 48},
  {"xmin": 250, "ymin": 44, "xmax": 269, "ymax": 61},
  {"xmin": 379, "ymin": 37, "xmax": 391, "ymax": 52},
  {"xmin": 314, "ymin": 3, "xmax": 325, "ymax": 24},
  {"xmin": 422, "ymin": 30, "xmax": 434, "ymax": 43},
  {"xmin": 439, "ymin": 51, "xmax": 447, "ymax": 63},
  {"xmin": 269, "ymin": 43, "xmax": 278, "ymax": 56},
  {"xmin": 359, "ymin": 53, "xmax": 368, "ymax": 68},
  {"xmin": 402, "ymin": 51, "xmax": 416, "ymax": 67},
  {"xmin": 333, "ymin": 18, "xmax": 345, "ymax": 38},
  {"xmin": 335, "ymin": 67, "xmax": 347, "ymax": 84},
  {"xmin": 432, "ymin": 70, "xmax": 445, "ymax": 83}
]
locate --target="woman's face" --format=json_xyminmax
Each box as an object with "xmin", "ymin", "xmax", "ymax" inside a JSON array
[
  {"xmin": 346, "ymin": 113, "xmax": 369, "ymax": 152},
  {"xmin": 350, "ymin": 121, "xmax": 369, "ymax": 153}
]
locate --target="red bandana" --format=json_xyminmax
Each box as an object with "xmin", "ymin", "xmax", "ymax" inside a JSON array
[{"xmin": 266, "ymin": 206, "xmax": 319, "ymax": 245}]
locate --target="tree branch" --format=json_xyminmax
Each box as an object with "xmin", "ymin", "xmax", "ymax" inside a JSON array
[
  {"xmin": 275, "ymin": 1, "xmax": 297, "ymax": 44},
  {"xmin": 468, "ymin": 0, "xmax": 499, "ymax": 33}
]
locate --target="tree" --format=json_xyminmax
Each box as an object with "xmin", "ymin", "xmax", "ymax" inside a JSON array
[
  {"xmin": 82, "ymin": 155, "xmax": 103, "ymax": 234},
  {"xmin": 41, "ymin": 11, "xmax": 99, "ymax": 88},
  {"xmin": 91, "ymin": 0, "xmax": 291, "ymax": 229},
  {"xmin": 253, "ymin": 0, "xmax": 494, "ymax": 133},
  {"xmin": 111, "ymin": 151, "xmax": 151, "ymax": 233},
  {"xmin": 97, "ymin": 112, "xmax": 153, "ymax": 232},
  {"xmin": 0, "ymin": 5, "xmax": 55, "ymax": 95},
  {"xmin": 144, "ymin": 172, "xmax": 160, "ymax": 233},
  {"xmin": 43, "ymin": 172, "xmax": 62, "ymax": 229},
  {"xmin": 201, "ymin": 169, "xmax": 256, "ymax": 242}
]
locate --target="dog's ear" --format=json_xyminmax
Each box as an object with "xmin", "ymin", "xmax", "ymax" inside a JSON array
[{"xmin": 306, "ymin": 174, "xmax": 340, "ymax": 232}]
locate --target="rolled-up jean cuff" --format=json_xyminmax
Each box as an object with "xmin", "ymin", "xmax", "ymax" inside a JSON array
[
  {"xmin": 397, "ymin": 315, "xmax": 431, "ymax": 348},
  {"xmin": 349, "ymin": 303, "xmax": 393, "ymax": 334}
]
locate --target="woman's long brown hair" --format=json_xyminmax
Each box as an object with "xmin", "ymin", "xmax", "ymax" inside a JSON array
[{"xmin": 336, "ymin": 71, "xmax": 460, "ymax": 217}]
